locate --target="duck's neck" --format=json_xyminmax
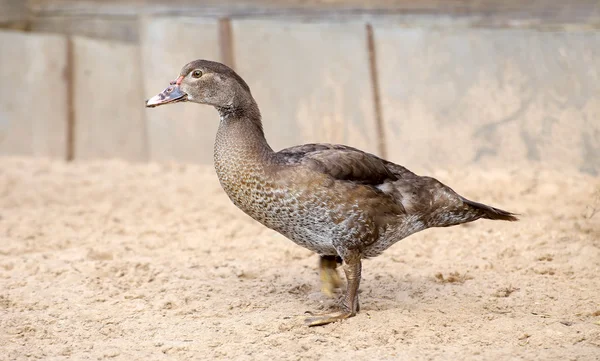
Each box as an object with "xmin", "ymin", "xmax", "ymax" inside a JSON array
[{"xmin": 213, "ymin": 97, "xmax": 274, "ymax": 177}]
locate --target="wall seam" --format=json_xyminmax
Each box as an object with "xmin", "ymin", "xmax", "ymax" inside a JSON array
[
  {"xmin": 366, "ymin": 23, "xmax": 387, "ymax": 158},
  {"xmin": 65, "ymin": 35, "xmax": 75, "ymax": 161}
]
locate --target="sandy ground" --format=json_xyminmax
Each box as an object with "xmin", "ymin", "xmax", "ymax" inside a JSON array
[{"xmin": 0, "ymin": 157, "xmax": 599, "ymax": 361}]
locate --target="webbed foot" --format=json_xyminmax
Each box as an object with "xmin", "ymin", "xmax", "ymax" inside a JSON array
[
  {"xmin": 305, "ymin": 310, "xmax": 354, "ymax": 327},
  {"xmin": 306, "ymin": 259, "xmax": 362, "ymax": 327}
]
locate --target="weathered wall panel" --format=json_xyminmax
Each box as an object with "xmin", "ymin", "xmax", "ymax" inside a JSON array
[
  {"xmin": 140, "ymin": 17, "xmax": 220, "ymax": 163},
  {"xmin": 31, "ymin": 16, "xmax": 139, "ymax": 43},
  {"xmin": 375, "ymin": 28, "xmax": 600, "ymax": 174},
  {"xmin": 0, "ymin": 31, "xmax": 67, "ymax": 158},
  {"xmin": 233, "ymin": 20, "xmax": 379, "ymax": 154},
  {"xmin": 28, "ymin": 0, "xmax": 600, "ymax": 27},
  {"xmin": 0, "ymin": 0, "xmax": 28, "ymax": 27},
  {"xmin": 73, "ymin": 36, "xmax": 147, "ymax": 161}
]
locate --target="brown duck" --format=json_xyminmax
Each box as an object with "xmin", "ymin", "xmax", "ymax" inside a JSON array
[{"xmin": 146, "ymin": 60, "xmax": 517, "ymax": 326}]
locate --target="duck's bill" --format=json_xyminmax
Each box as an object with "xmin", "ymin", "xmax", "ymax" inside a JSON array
[{"xmin": 145, "ymin": 85, "xmax": 188, "ymax": 108}]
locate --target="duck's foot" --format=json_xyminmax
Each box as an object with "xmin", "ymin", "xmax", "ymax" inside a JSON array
[
  {"xmin": 306, "ymin": 259, "xmax": 362, "ymax": 327},
  {"xmin": 319, "ymin": 255, "xmax": 342, "ymax": 297},
  {"xmin": 304, "ymin": 310, "xmax": 354, "ymax": 327}
]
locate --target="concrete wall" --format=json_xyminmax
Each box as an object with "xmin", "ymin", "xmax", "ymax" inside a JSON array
[
  {"xmin": 0, "ymin": 31, "xmax": 68, "ymax": 158},
  {"xmin": 1, "ymin": 1, "xmax": 599, "ymax": 174},
  {"xmin": 375, "ymin": 28, "xmax": 600, "ymax": 173}
]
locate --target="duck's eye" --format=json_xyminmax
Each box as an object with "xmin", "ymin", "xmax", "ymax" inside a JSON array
[{"xmin": 191, "ymin": 70, "xmax": 203, "ymax": 78}]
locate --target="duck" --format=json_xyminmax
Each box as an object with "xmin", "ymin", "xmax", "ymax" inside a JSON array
[{"xmin": 146, "ymin": 59, "xmax": 517, "ymax": 326}]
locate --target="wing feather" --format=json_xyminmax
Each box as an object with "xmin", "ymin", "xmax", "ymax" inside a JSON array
[{"xmin": 277, "ymin": 143, "xmax": 415, "ymax": 185}]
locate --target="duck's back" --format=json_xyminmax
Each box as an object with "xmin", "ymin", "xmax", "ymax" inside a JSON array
[
  {"xmin": 278, "ymin": 143, "xmax": 516, "ymax": 224},
  {"xmin": 273, "ymin": 143, "xmax": 515, "ymax": 256}
]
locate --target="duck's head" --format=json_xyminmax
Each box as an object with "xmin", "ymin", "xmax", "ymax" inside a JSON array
[{"xmin": 145, "ymin": 59, "xmax": 251, "ymax": 109}]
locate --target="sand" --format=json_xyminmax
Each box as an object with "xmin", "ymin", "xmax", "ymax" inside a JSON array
[{"xmin": 1, "ymin": 157, "xmax": 599, "ymax": 360}]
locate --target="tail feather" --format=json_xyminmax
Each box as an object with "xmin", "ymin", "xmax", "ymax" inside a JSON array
[{"xmin": 462, "ymin": 198, "xmax": 519, "ymax": 222}]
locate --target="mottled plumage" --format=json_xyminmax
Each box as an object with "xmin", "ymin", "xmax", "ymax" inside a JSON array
[{"xmin": 146, "ymin": 59, "xmax": 517, "ymax": 326}]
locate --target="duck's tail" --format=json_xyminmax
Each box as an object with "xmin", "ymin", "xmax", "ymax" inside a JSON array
[
  {"xmin": 461, "ymin": 197, "xmax": 519, "ymax": 222},
  {"xmin": 401, "ymin": 176, "xmax": 518, "ymax": 228}
]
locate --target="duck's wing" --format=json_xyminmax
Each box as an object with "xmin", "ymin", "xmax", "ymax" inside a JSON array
[
  {"xmin": 277, "ymin": 143, "xmax": 415, "ymax": 185},
  {"xmin": 278, "ymin": 144, "xmax": 517, "ymax": 225}
]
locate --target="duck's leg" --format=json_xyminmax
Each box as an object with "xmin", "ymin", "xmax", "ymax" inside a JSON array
[
  {"xmin": 319, "ymin": 255, "xmax": 342, "ymax": 297},
  {"xmin": 305, "ymin": 259, "xmax": 362, "ymax": 326}
]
